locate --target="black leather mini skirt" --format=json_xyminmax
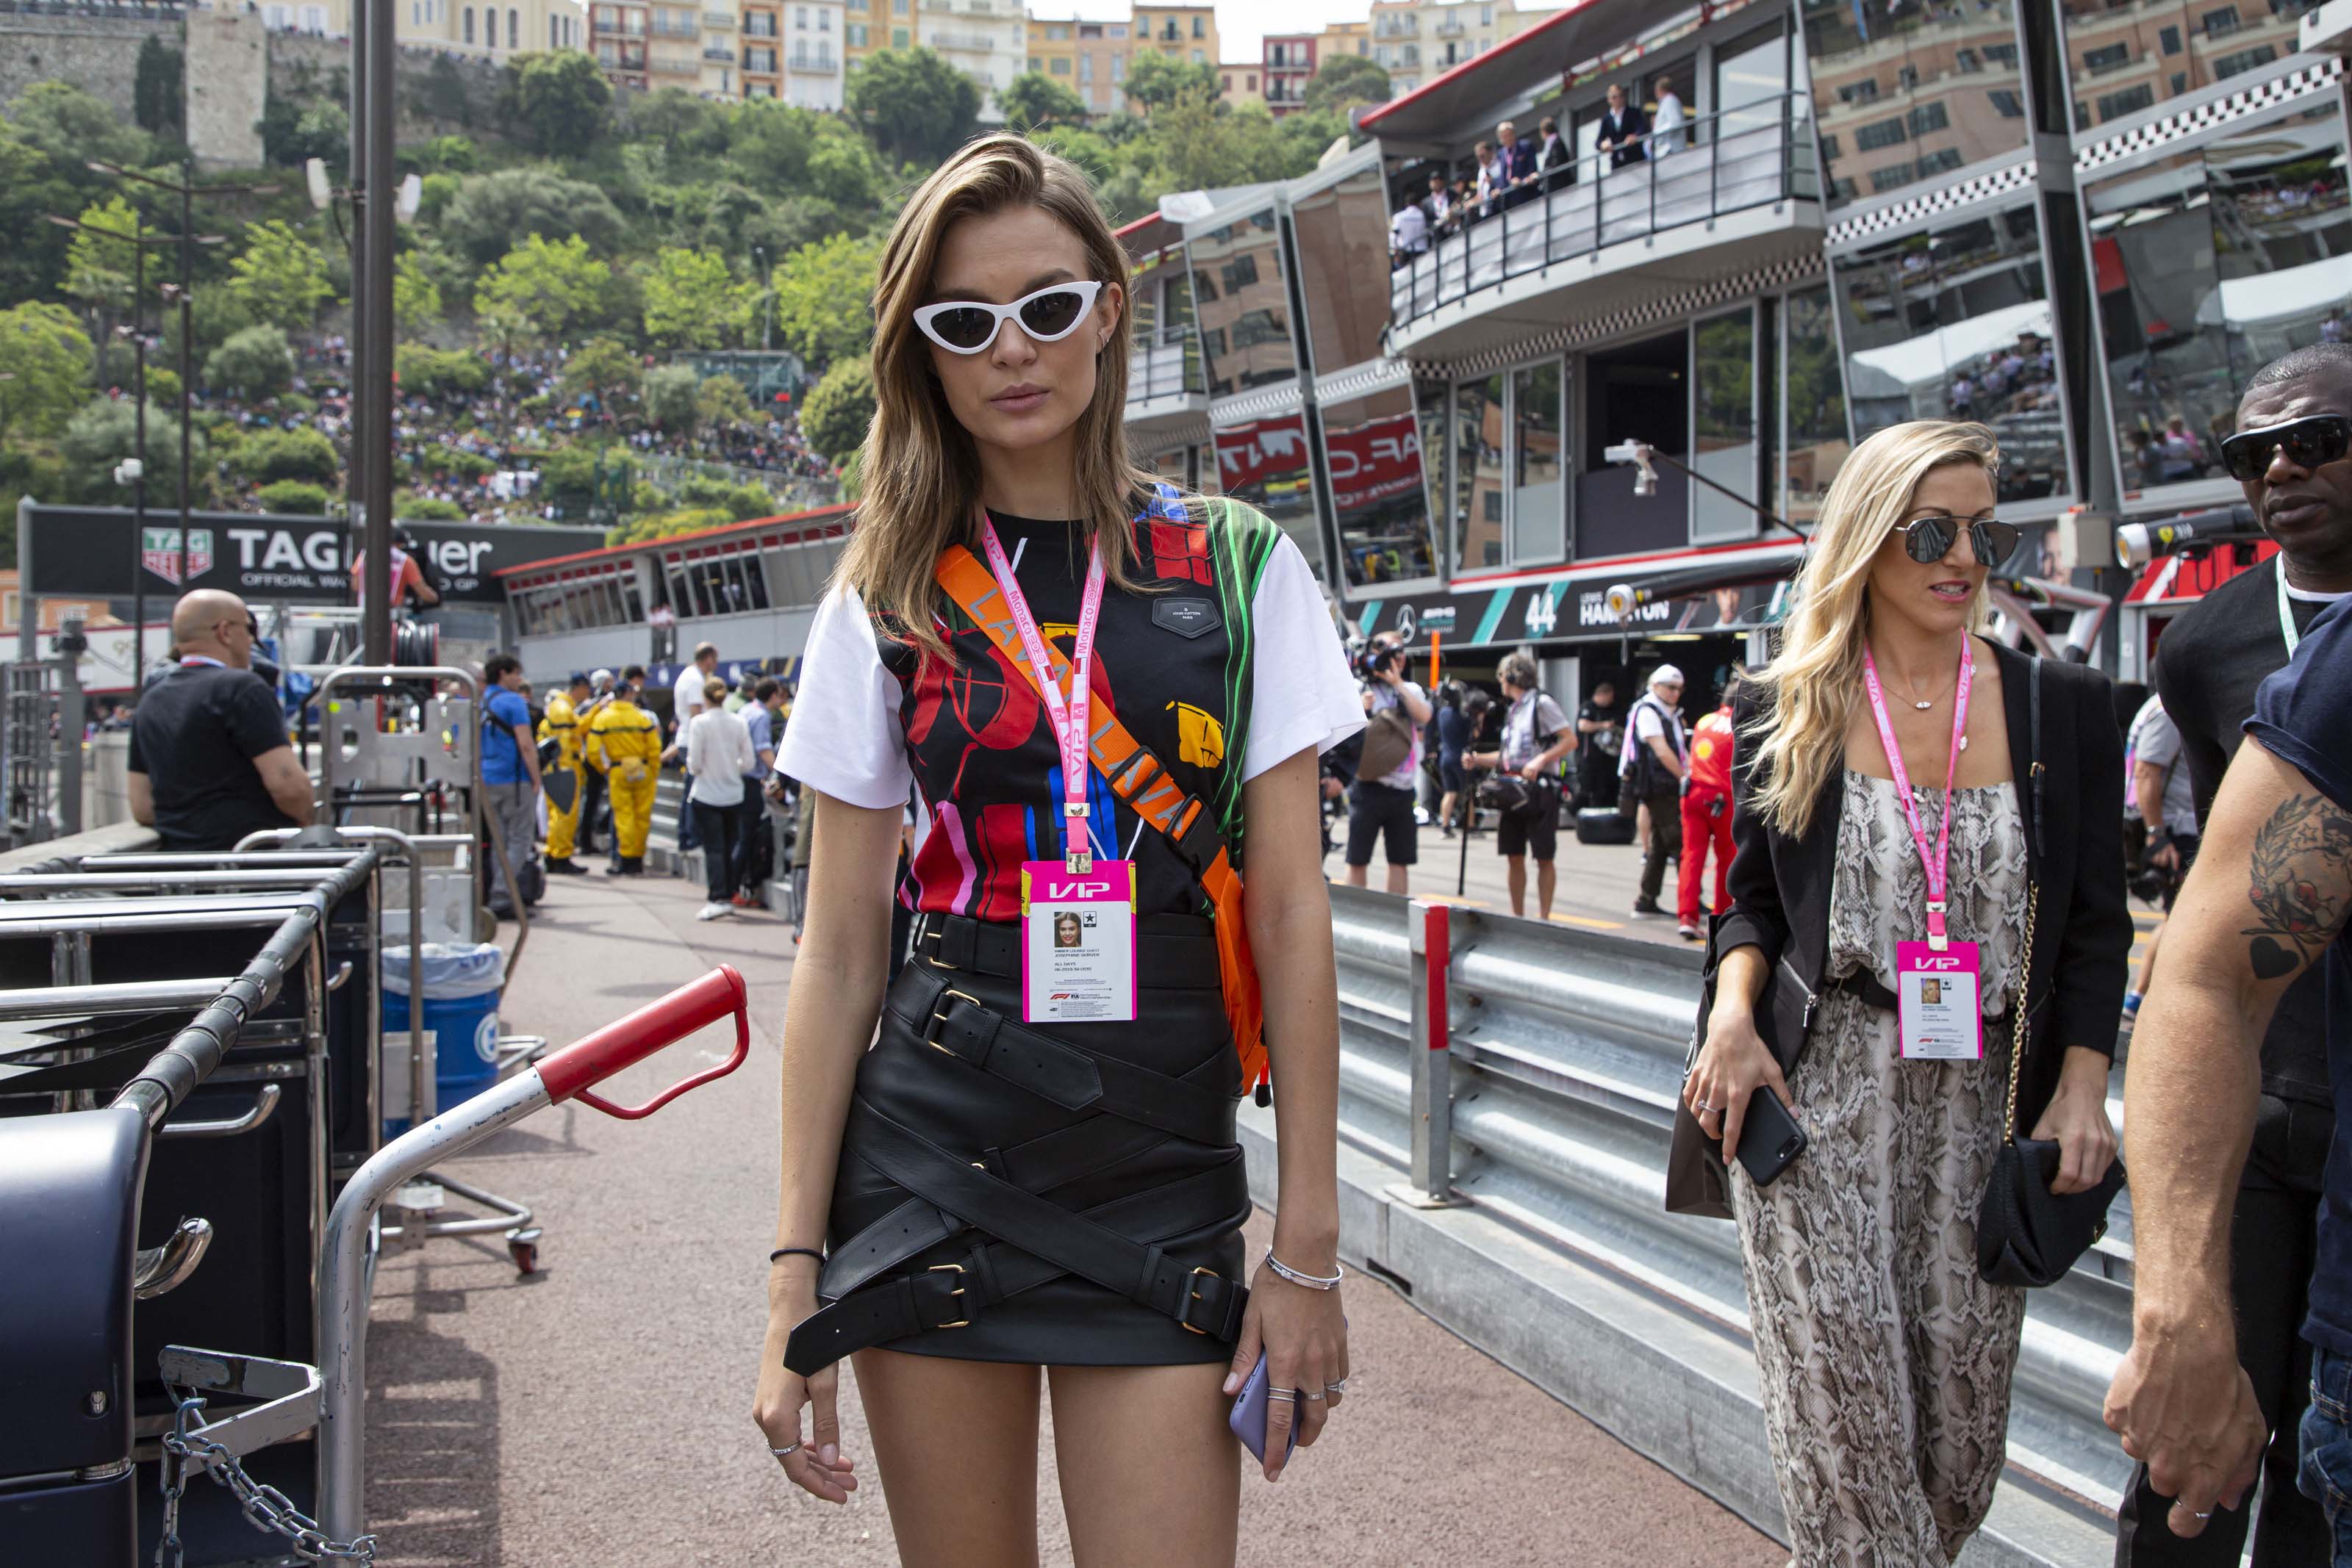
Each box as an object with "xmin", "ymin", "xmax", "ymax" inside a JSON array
[{"xmin": 782, "ymin": 911, "xmax": 1252, "ymax": 1373}]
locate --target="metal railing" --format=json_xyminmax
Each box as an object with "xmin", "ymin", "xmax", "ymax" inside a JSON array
[
  {"xmin": 0, "ymin": 0, "xmax": 184, "ymax": 13},
  {"xmin": 1130, "ymin": 323, "xmax": 1205, "ymax": 403},
  {"xmin": 1391, "ymin": 93, "xmax": 1821, "ymax": 331},
  {"xmin": 1321, "ymin": 888, "xmax": 2134, "ymax": 1519}
]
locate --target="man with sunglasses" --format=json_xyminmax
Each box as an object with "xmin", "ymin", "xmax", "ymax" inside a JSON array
[
  {"xmin": 127, "ymin": 589, "xmax": 313, "ymax": 851},
  {"xmin": 2112, "ymin": 345, "xmax": 2352, "ymax": 1565}
]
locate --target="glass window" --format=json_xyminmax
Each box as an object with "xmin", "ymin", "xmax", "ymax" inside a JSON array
[
  {"xmin": 1692, "ymin": 309, "xmax": 1757, "ymax": 544},
  {"xmin": 1801, "ymin": 0, "xmax": 2023, "ymax": 210},
  {"xmin": 1834, "ymin": 204, "xmax": 2069, "ymax": 506},
  {"xmin": 2098, "ymin": 85, "xmax": 2155, "ymax": 122},
  {"xmin": 2082, "ymin": 43, "xmax": 2129, "ymax": 72},
  {"xmin": 1988, "ymin": 88, "xmax": 2023, "ymax": 118},
  {"xmin": 1871, "ymin": 163, "xmax": 1917, "ymax": 193},
  {"xmin": 2086, "ymin": 101, "xmax": 2352, "ymax": 499},
  {"xmin": 2159, "ymin": 25, "xmax": 2181, "ymax": 54},
  {"xmin": 2062, "ymin": 1, "xmax": 2317, "ymax": 115},
  {"xmin": 1212, "ymin": 414, "xmax": 1322, "ymax": 576},
  {"xmin": 2213, "ymin": 44, "xmax": 2278, "ymax": 78},
  {"xmin": 2202, "ymin": 6, "xmax": 2240, "ymax": 35},
  {"xmin": 1186, "ymin": 209, "xmax": 1297, "ymax": 397},
  {"xmin": 1783, "ymin": 284, "xmax": 1848, "ymax": 528},
  {"xmin": 744, "ymin": 550, "xmax": 772, "ymax": 610},
  {"xmin": 1288, "ymin": 164, "xmax": 1392, "ymax": 375},
  {"xmin": 1510, "ymin": 362, "xmax": 1565, "ymax": 564},
  {"xmin": 1452, "ymin": 373, "xmax": 1506, "ymax": 572},
  {"xmin": 1324, "ymin": 386, "xmax": 1436, "ymax": 589}
]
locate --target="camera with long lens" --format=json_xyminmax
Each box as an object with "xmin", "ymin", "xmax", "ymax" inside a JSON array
[
  {"xmin": 1352, "ymin": 641, "xmax": 1398, "ymax": 682},
  {"xmin": 2128, "ymin": 855, "xmax": 2180, "ymax": 907}
]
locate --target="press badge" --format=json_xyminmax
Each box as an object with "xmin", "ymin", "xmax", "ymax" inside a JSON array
[
  {"xmin": 1021, "ymin": 860, "xmax": 1137, "ymax": 1024},
  {"xmin": 1894, "ymin": 940, "xmax": 1983, "ymax": 1061}
]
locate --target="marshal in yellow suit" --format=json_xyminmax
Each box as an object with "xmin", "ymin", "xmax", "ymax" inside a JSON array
[{"xmin": 586, "ymin": 692, "xmax": 662, "ymax": 873}]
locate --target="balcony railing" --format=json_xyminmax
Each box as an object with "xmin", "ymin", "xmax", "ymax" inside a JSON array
[
  {"xmin": 743, "ymin": 50, "xmax": 776, "ymax": 68},
  {"xmin": 789, "ymin": 51, "xmax": 839, "ymax": 70},
  {"xmin": 651, "ymin": 18, "xmax": 695, "ymax": 35},
  {"xmin": 1434, "ymin": 18, "xmax": 1463, "ymax": 36},
  {"xmin": 648, "ymin": 51, "xmax": 700, "ymax": 72},
  {"xmin": 1391, "ymin": 95, "xmax": 1818, "ymax": 331},
  {"xmin": 702, "ymin": 44, "xmax": 734, "ymax": 58},
  {"xmin": 703, "ymin": 8, "xmax": 731, "ymax": 24},
  {"xmin": 1374, "ymin": 18, "xmax": 1416, "ymax": 37},
  {"xmin": 1131, "ymin": 324, "xmax": 1205, "ymax": 403}
]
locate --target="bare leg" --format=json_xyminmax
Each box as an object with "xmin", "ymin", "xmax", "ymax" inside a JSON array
[
  {"xmin": 1344, "ymin": 863, "xmax": 1367, "ymax": 888},
  {"xmin": 1048, "ymin": 1362, "xmax": 1238, "ymax": 1568},
  {"xmin": 1504, "ymin": 853, "xmax": 1526, "ymax": 916},
  {"xmin": 2133, "ymin": 920, "xmax": 2164, "ymax": 996},
  {"xmin": 1536, "ymin": 858, "xmax": 1556, "ymax": 920},
  {"xmin": 1385, "ymin": 861, "xmax": 1408, "ymax": 896},
  {"xmin": 853, "ymin": 1349, "xmax": 1043, "ymax": 1568}
]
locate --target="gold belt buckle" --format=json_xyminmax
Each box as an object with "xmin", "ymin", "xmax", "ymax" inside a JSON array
[
  {"xmin": 924, "ymin": 988, "xmax": 982, "ymax": 1055},
  {"xmin": 1180, "ymin": 1265, "xmax": 1217, "ymax": 1334},
  {"xmin": 928, "ymin": 1262, "xmax": 969, "ymax": 1328},
  {"xmin": 919, "ymin": 917, "xmax": 953, "ymax": 968}
]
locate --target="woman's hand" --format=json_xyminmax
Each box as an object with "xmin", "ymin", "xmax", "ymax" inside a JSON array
[
  {"xmin": 751, "ymin": 1272, "xmax": 859, "ymax": 1503},
  {"xmin": 1684, "ymin": 996, "xmax": 1791, "ymax": 1165},
  {"xmin": 2029, "ymin": 1044, "xmax": 2118, "ymax": 1195},
  {"xmin": 1222, "ymin": 1254, "xmax": 1349, "ymax": 1481}
]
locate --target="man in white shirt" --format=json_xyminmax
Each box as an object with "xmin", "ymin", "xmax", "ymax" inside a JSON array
[
  {"xmin": 683, "ymin": 677, "xmax": 757, "ymax": 920},
  {"xmin": 668, "ymin": 641, "xmax": 720, "ymax": 849},
  {"xmin": 1390, "ymin": 198, "xmax": 1429, "ymax": 268},
  {"xmin": 1471, "ymin": 140, "xmax": 1499, "ymax": 223},
  {"xmin": 1344, "ymin": 630, "xmax": 1435, "ymax": 896},
  {"xmin": 1651, "ymin": 74, "xmax": 1686, "ymax": 157},
  {"xmin": 1621, "ymin": 663, "xmax": 1688, "ymax": 916}
]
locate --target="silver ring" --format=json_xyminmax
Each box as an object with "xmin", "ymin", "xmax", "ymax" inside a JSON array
[
  {"xmin": 1325, "ymin": 1378, "xmax": 1349, "ymax": 1393},
  {"xmin": 770, "ymin": 1442, "xmax": 801, "ymax": 1458},
  {"xmin": 1266, "ymin": 1388, "xmax": 1297, "ymax": 1403},
  {"xmin": 2190, "ymin": 1510, "xmax": 2212, "ymax": 1520},
  {"xmin": 1302, "ymin": 1389, "xmax": 1328, "ymax": 1402},
  {"xmin": 1695, "ymin": 1100, "xmax": 1713, "ymax": 1114}
]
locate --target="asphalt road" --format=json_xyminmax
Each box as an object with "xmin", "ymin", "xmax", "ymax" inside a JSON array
[{"xmin": 359, "ymin": 868, "xmax": 1788, "ymax": 1567}]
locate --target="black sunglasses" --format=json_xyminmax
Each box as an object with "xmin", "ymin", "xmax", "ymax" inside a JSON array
[
  {"xmin": 1896, "ymin": 513, "xmax": 2021, "ymax": 567},
  {"xmin": 2218, "ymin": 414, "xmax": 2352, "ymax": 483}
]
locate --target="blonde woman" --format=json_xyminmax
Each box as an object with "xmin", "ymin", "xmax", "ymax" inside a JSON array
[
  {"xmin": 1685, "ymin": 420, "xmax": 2129, "ymax": 1561},
  {"xmin": 751, "ymin": 136, "xmax": 1361, "ymax": 1565}
]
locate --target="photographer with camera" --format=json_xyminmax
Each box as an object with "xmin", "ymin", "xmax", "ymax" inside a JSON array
[
  {"xmin": 1344, "ymin": 629, "xmax": 1434, "ymax": 893},
  {"xmin": 2123, "ymin": 688, "xmax": 2199, "ymax": 1021},
  {"xmin": 1464, "ymin": 652, "xmax": 1574, "ymax": 918}
]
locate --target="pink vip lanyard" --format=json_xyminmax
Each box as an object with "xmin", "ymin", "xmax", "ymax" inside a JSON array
[
  {"xmin": 976, "ymin": 514, "xmax": 1105, "ymax": 872},
  {"xmin": 1860, "ymin": 637, "xmax": 1975, "ymax": 950}
]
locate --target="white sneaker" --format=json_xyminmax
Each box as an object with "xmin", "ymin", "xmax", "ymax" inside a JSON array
[{"xmin": 695, "ymin": 901, "xmax": 732, "ymax": 921}]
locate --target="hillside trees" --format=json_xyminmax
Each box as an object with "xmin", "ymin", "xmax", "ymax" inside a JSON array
[{"xmin": 845, "ymin": 48, "xmax": 980, "ymax": 166}]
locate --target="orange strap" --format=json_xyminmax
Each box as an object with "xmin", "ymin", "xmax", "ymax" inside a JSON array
[{"xmin": 934, "ymin": 545, "xmax": 1268, "ymax": 1092}]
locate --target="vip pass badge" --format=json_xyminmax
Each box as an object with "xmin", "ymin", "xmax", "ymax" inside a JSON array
[{"xmin": 975, "ymin": 512, "xmax": 1139, "ymax": 1024}]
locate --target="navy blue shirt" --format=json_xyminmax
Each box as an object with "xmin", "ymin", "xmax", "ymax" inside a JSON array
[
  {"xmin": 1436, "ymin": 705, "xmax": 1470, "ymax": 766},
  {"xmin": 2245, "ymin": 597, "xmax": 2352, "ymax": 1354}
]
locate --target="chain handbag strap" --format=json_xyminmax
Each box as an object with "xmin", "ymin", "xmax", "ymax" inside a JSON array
[
  {"xmin": 2004, "ymin": 653, "xmax": 2048, "ymax": 1147},
  {"xmin": 2002, "ymin": 880, "xmax": 2040, "ymax": 1144}
]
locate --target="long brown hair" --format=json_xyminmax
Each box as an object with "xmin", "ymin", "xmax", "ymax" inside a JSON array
[{"xmin": 840, "ymin": 134, "xmax": 1165, "ymax": 661}]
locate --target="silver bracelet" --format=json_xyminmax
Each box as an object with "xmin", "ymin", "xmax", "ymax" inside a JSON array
[{"xmin": 1263, "ymin": 1248, "xmax": 1343, "ymax": 1291}]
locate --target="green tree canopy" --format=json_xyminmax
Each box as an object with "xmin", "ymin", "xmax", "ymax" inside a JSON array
[
  {"xmin": 227, "ymin": 220, "xmax": 337, "ymax": 333},
  {"xmin": 393, "ymin": 343, "xmax": 489, "ymax": 398},
  {"xmin": 134, "ymin": 37, "xmax": 184, "ymax": 137},
  {"xmin": 845, "ymin": 48, "xmax": 980, "ymax": 167},
  {"xmin": 436, "ymin": 166, "xmax": 626, "ymax": 266},
  {"xmin": 561, "ymin": 336, "xmax": 641, "ymax": 408},
  {"xmin": 392, "ymin": 250, "xmax": 442, "ymax": 333},
  {"xmin": 642, "ymin": 362, "xmax": 700, "ymax": 431},
  {"xmin": 799, "ymin": 356, "xmax": 873, "ymax": 467},
  {"xmin": 695, "ymin": 373, "xmax": 755, "ymax": 427},
  {"xmin": 641, "ymin": 246, "xmax": 753, "ymax": 349},
  {"xmin": 60, "ymin": 398, "xmax": 209, "ymax": 507},
  {"xmin": 60, "ymin": 195, "xmax": 140, "ymax": 317},
  {"xmin": 1300, "ymin": 55, "xmax": 1391, "ymax": 115},
  {"xmin": 8, "ymin": 82, "xmax": 148, "ymax": 174},
  {"xmin": 504, "ymin": 50, "xmax": 613, "ymax": 159},
  {"xmin": 476, "ymin": 232, "xmax": 612, "ymax": 343},
  {"xmin": 233, "ymin": 426, "xmax": 340, "ymax": 487},
  {"xmin": 631, "ymin": 88, "xmax": 728, "ymax": 158},
  {"xmin": 1000, "ymin": 72, "xmax": 1090, "ymax": 132},
  {"xmin": 771, "ymin": 231, "xmax": 879, "ymax": 376},
  {"xmin": 204, "ymin": 324, "xmax": 296, "ymax": 400},
  {"xmin": 1123, "ymin": 54, "xmax": 1222, "ymax": 115},
  {"xmin": 0, "ymin": 301, "xmax": 93, "ymax": 444},
  {"xmin": 254, "ymin": 479, "xmax": 330, "ymax": 514}
]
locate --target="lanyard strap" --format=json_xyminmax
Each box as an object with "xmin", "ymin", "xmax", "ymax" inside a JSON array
[
  {"xmin": 2278, "ymin": 557, "xmax": 2303, "ymax": 658},
  {"xmin": 975, "ymin": 514, "xmax": 1105, "ymax": 871},
  {"xmin": 1860, "ymin": 636, "xmax": 1975, "ymax": 949}
]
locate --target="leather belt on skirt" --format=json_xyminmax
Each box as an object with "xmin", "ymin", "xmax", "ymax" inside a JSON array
[{"xmin": 784, "ymin": 914, "xmax": 1250, "ymax": 1375}]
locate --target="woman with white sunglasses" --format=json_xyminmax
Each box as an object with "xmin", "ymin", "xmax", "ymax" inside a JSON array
[{"xmin": 751, "ymin": 135, "xmax": 1363, "ymax": 1565}]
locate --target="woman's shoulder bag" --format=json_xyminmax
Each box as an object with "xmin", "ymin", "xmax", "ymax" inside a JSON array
[{"xmin": 1976, "ymin": 655, "xmax": 2126, "ymax": 1286}]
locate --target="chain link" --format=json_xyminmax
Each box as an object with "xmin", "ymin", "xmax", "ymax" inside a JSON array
[{"xmin": 155, "ymin": 1385, "xmax": 378, "ymax": 1566}]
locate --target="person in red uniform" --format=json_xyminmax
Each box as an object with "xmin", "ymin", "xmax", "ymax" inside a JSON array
[
  {"xmin": 350, "ymin": 527, "xmax": 441, "ymax": 611},
  {"xmin": 1677, "ymin": 674, "xmax": 1740, "ymax": 941}
]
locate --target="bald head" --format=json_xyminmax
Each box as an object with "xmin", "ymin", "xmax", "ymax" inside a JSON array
[{"xmin": 171, "ymin": 589, "xmax": 255, "ymax": 669}]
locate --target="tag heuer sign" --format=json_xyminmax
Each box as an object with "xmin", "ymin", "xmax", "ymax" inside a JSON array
[{"xmin": 142, "ymin": 527, "xmax": 215, "ymax": 585}]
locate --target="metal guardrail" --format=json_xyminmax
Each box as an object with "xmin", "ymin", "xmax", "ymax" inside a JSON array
[
  {"xmin": 1324, "ymin": 888, "xmax": 2134, "ymax": 1517},
  {"xmin": 1391, "ymin": 93, "xmax": 1821, "ymax": 330}
]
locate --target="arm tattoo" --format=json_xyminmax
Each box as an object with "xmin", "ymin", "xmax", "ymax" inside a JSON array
[{"xmin": 2242, "ymin": 793, "xmax": 2352, "ymax": 979}]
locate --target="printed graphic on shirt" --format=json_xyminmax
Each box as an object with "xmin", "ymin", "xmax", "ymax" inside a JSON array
[{"xmin": 877, "ymin": 484, "xmax": 1282, "ymax": 922}]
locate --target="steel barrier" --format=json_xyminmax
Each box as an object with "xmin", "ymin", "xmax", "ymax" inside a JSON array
[{"xmin": 1295, "ymin": 888, "xmax": 2132, "ymax": 1562}]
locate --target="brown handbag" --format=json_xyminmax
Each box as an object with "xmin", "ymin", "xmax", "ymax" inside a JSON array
[{"xmin": 1356, "ymin": 705, "xmax": 1416, "ymax": 783}]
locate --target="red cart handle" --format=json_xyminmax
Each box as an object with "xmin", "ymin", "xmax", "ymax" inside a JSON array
[{"xmin": 535, "ymin": 965, "xmax": 750, "ymax": 1120}]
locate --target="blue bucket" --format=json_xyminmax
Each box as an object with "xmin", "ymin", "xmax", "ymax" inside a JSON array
[{"xmin": 382, "ymin": 942, "xmax": 506, "ymax": 1134}]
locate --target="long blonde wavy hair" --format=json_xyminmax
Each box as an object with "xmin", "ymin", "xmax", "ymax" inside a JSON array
[
  {"xmin": 1746, "ymin": 420, "xmax": 2001, "ymax": 841},
  {"xmin": 839, "ymin": 134, "xmax": 1169, "ymax": 661}
]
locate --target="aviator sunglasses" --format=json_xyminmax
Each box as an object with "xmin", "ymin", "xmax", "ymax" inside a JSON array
[
  {"xmin": 912, "ymin": 280, "xmax": 1105, "ymax": 356},
  {"xmin": 1895, "ymin": 513, "xmax": 2022, "ymax": 567},
  {"xmin": 2218, "ymin": 413, "xmax": 2352, "ymax": 483}
]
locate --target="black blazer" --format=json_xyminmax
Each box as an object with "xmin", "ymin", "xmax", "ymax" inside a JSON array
[
  {"xmin": 1710, "ymin": 638, "xmax": 2130, "ymax": 1134},
  {"xmin": 1597, "ymin": 105, "xmax": 1649, "ymax": 167}
]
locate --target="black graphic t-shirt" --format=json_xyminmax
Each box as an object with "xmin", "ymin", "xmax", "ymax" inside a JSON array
[{"xmin": 781, "ymin": 486, "xmax": 1362, "ymax": 921}]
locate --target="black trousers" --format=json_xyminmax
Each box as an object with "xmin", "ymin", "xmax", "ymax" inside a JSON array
[
  {"xmin": 577, "ymin": 766, "xmax": 607, "ymax": 855},
  {"xmin": 1635, "ymin": 785, "xmax": 1682, "ymax": 902},
  {"xmin": 2115, "ymin": 1093, "xmax": 2333, "ymax": 1565},
  {"xmin": 691, "ymin": 799, "xmax": 740, "ymax": 905}
]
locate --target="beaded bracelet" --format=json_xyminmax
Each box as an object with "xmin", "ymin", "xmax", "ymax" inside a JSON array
[{"xmin": 1263, "ymin": 1249, "xmax": 1344, "ymax": 1291}]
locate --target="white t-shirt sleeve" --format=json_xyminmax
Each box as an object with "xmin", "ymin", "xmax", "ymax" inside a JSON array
[
  {"xmin": 673, "ymin": 665, "xmax": 704, "ymax": 720},
  {"xmin": 776, "ymin": 584, "xmax": 913, "ymax": 810},
  {"xmin": 1241, "ymin": 534, "xmax": 1366, "ymax": 784}
]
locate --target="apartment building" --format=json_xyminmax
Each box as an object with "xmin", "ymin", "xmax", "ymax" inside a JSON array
[
  {"xmin": 781, "ymin": 0, "xmax": 845, "ymax": 106},
  {"xmin": 1219, "ymin": 59, "xmax": 1263, "ymax": 110},
  {"xmin": 1263, "ymin": 31, "xmax": 1315, "ymax": 115},
  {"xmin": 589, "ymin": 1, "xmax": 650, "ymax": 86},
  {"xmin": 259, "ymin": 0, "xmax": 586, "ymax": 52},
  {"xmin": 1070, "ymin": 16, "xmax": 1132, "ymax": 114},
  {"xmin": 919, "ymin": 0, "xmax": 1026, "ymax": 118},
  {"xmin": 1028, "ymin": 12, "xmax": 1081, "ymax": 91},
  {"xmin": 1132, "ymin": 2, "xmax": 1214, "ymax": 68},
  {"xmin": 1320, "ymin": 16, "xmax": 1370, "ymax": 63},
  {"xmin": 741, "ymin": 0, "xmax": 781, "ymax": 96}
]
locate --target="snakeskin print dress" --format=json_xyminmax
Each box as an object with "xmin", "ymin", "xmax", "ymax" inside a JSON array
[{"xmin": 1732, "ymin": 769, "xmax": 2031, "ymax": 1566}]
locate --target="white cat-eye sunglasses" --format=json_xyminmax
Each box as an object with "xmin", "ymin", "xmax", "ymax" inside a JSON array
[{"xmin": 911, "ymin": 281, "xmax": 1106, "ymax": 356}]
